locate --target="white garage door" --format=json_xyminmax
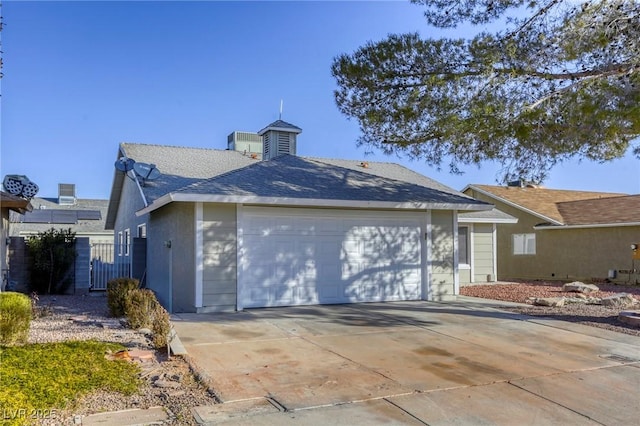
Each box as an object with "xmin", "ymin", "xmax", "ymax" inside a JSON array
[{"xmin": 240, "ymin": 207, "xmax": 424, "ymax": 308}]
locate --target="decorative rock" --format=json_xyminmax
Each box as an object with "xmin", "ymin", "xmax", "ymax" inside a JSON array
[
  {"xmin": 138, "ymin": 328, "xmax": 153, "ymax": 335},
  {"xmin": 601, "ymin": 293, "xmax": 637, "ymax": 308},
  {"xmin": 618, "ymin": 311, "xmax": 640, "ymax": 327},
  {"xmin": 533, "ymin": 297, "xmax": 565, "ymax": 307},
  {"xmin": 562, "ymin": 281, "xmax": 599, "ymax": 294},
  {"xmin": 153, "ymin": 379, "xmax": 182, "ymax": 389}
]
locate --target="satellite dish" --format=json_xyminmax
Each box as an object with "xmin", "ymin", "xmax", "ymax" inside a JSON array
[
  {"xmin": 3, "ymin": 175, "xmax": 39, "ymax": 199},
  {"xmin": 133, "ymin": 162, "xmax": 161, "ymax": 184},
  {"xmin": 114, "ymin": 157, "xmax": 135, "ymax": 172}
]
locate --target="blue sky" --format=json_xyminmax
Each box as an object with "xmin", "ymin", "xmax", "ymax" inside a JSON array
[{"xmin": 1, "ymin": 0, "xmax": 638, "ymax": 200}]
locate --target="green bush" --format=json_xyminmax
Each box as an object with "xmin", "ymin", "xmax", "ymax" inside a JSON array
[
  {"xmin": 122, "ymin": 288, "xmax": 171, "ymax": 349},
  {"xmin": 26, "ymin": 228, "xmax": 77, "ymax": 294},
  {"xmin": 0, "ymin": 292, "xmax": 32, "ymax": 346},
  {"xmin": 151, "ymin": 302, "xmax": 171, "ymax": 349},
  {"xmin": 124, "ymin": 288, "xmax": 156, "ymax": 329},
  {"xmin": 106, "ymin": 278, "xmax": 139, "ymax": 317}
]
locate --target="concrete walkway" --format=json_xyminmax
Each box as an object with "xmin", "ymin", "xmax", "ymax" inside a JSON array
[{"xmin": 168, "ymin": 298, "xmax": 640, "ymax": 425}]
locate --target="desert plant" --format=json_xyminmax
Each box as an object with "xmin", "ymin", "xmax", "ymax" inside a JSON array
[
  {"xmin": 106, "ymin": 277, "xmax": 139, "ymax": 317},
  {"xmin": 26, "ymin": 228, "xmax": 77, "ymax": 294},
  {"xmin": 124, "ymin": 288, "xmax": 156, "ymax": 330},
  {"xmin": 0, "ymin": 292, "xmax": 32, "ymax": 346},
  {"xmin": 151, "ymin": 302, "xmax": 171, "ymax": 349}
]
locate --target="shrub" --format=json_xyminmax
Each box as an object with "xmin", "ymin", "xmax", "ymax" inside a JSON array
[
  {"xmin": 151, "ymin": 303, "xmax": 171, "ymax": 349},
  {"xmin": 124, "ymin": 289, "xmax": 156, "ymax": 329},
  {"xmin": 122, "ymin": 288, "xmax": 171, "ymax": 349},
  {"xmin": 106, "ymin": 278, "xmax": 139, "ymax": 317},
  {"xmin": 26, "ymin": 228, "xmax": 77, "ymax": 294},
  {"xmin": 0, "ymin": 292, "xmax": 32, "ymax": 346}
]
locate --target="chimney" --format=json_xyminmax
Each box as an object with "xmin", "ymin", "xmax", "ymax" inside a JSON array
[
  {"xmin": 58, "ymin": 183, "xmax": 76, "ymax": 205},
  {"xmin": 257, "ymin": 120, "xmax": 302, "ymax": 160}
]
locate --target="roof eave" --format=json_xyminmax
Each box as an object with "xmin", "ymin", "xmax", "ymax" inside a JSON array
[
  {"xmin": 136, "ymin": 193, "xmax": 493, "ymax": 216},
  {"xmin": 534, "ymin": 222, "xmax": 640, "ymax": 230},
  {"xmin": 466, "ymin": 184, "xmax": 564, "ymax": 226},
  {"xmin": 458, "ymin": 217, "xmax": 519, "ymax": 224}
]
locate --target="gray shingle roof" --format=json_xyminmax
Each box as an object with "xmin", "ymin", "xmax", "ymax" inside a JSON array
[
  {"xmin": 458, "ymin": 208, "xmax": 517, "ymax": 223},
  {"xmin": 174, "ymin": 154, "xmax": 485, "ymax": 206},
  {"xmin": 257, "ymin": 119, "xmax": 302, "ymax": 135},
  {"xmin": 120, "ymin": 143, "xmax": 259, "ymax": 203},
  {"xmin": 113, "ymin": 143, "xmax": 491, "ymax": 213}
]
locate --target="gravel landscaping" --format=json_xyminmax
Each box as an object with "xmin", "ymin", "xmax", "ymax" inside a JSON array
[
  {"xmin": 460, "ymin": 281, "xmax": 640, "ymax": 337},
  {"xmin": 27, "ymin": 294, "xmax": 218, "ymax": 425}
]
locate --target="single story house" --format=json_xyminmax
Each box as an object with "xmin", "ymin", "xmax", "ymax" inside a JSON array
[
  {"xmin": 106, "ymin": 120, "xmax": 493, "ymax": 313},
  {"xmin": 463, "ymin": 184, "xmax": 640, "ymax": 283},
  {"xmin": 9, "ymin": 183, "xmax": 112, "ymax": 245}
]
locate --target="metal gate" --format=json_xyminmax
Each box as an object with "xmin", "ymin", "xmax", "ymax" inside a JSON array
[{"xmin": 90, "ymin": 243, "xmax": 131, "ymax": 290}]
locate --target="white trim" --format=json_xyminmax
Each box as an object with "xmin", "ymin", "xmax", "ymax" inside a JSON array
[
  {"xmin": 534, "ymin": 222, "xmax": 640, "ymax": 230},
  {"xmin": 467, "ymin": 185, "xmax": 562, "ymax": 225},
  {"xmin": 194, "ymin": 202, "xmax": 203, "ymax": 308},
  {"xmin": 453, "ymin": 211, "xmax": 460, "ymax": 295},
  {"xmin": 424, "ymin": 210, "xmax": 433, "ymax": 301},
  {"xmin": 235, "ymin": 204, "xmax": 244, "ymax": 311},
  {"xmin": 469, "ymin": 223, "xmax": 475, "ymax": 283},
  {"xmin": 136, "ymin": 192, "xmax": 492, "ymax": 216},
  {"xmin": 492, "ymin": 223, "xmax": 498, "ymax": 282},
  {"xmin": 458, "ymin": 217, "xmax": 518, "ymax": 224}
]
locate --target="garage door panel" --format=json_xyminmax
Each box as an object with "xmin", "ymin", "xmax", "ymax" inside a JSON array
[{"xmin": 241, "ymin": 208, "xmax": 423, "ymax": 308}]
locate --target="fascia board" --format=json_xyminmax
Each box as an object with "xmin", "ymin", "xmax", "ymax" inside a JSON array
[
  {"xmin": 534, "ymin": 222, "xmax": 640, "ymax": 230},
  {"xmin": 136, "ymin": 192, "xmax": 493, "ymax": 216},
  {"xmin": 458, "ymin": 217, "xmax": 519, "ymax": 224}
]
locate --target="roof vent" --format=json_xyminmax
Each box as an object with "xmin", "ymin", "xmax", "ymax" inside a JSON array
[
  {"xmin": 258, "ymin": 120, "xmax": 302, "ymax": 160},
  {"xmin": 507, "ymin": 180, "xmax": 524, "ymax": 188},
  {"xmin": 58, "ymin": 183, "xmax": 76, "ymax": 205}
]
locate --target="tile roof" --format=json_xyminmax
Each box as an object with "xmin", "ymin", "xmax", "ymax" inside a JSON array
[
  {"xmin": 175, "ymin": 154, "xmax": 485, "ymax": 206},
  {"xmin": 470, "ymin": 184, "xmax": 632, "ymax": 225}
]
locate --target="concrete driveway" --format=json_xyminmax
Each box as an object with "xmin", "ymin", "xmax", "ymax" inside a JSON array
[{"xmin": 172, "ymin": 298, "xmax": 640, "ymax": 425}]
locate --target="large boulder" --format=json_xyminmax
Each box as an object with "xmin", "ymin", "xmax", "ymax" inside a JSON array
[
  {"xmin": 562, "ymin": 281, "xmax": 599, "ymax": 294},
  {"xmin": 600, "ymin": 293, "xmax": 637, "ymax": 308}
]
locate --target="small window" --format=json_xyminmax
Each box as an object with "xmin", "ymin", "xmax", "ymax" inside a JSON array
[
  {"xmin": 137, "ymin": 224, "xmax": 147, "ymax": 238},
  {"xmin": 124, "ymin": 229, "xmax": 130, "ymax": 256},
  {"xmin": 117, "ymin": 231, "xmax": 123, "ymax": 256},
  {"xmin": 513, "ymin": 233, "xmax": 536, "ymax": 255},
  {"xmin": 458, "ymin": 226, "xmax": 470, "ymax": 265}
]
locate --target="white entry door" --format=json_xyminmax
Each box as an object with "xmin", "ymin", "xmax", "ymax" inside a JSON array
[{"xmin": 240, "ymin": 207, "xmax": 424, "ymax": 308}]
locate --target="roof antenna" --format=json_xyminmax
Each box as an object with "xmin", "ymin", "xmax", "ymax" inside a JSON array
[{"xmin": 279, "ymin": 99, "xmax": 283, "ymax": 120}]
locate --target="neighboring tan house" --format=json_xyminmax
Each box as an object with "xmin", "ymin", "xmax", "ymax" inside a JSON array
[
  {"xmin": 463, "ymin": 184, "xmax": 640, "ymax": 283},
  {"xmin": 457, "ymin": 208, "xmax": 517, "ymax": 285},
  {"xmin": 9, "ymin": 184, "xmax": 112, "ymax": 245},
  {"xmin": 106, "ymin": 120, "xmax": 493, "ymax": 313},
  {"xmin": 1, "ymin": 191, "xmax": 32, "ymax": 290}
]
